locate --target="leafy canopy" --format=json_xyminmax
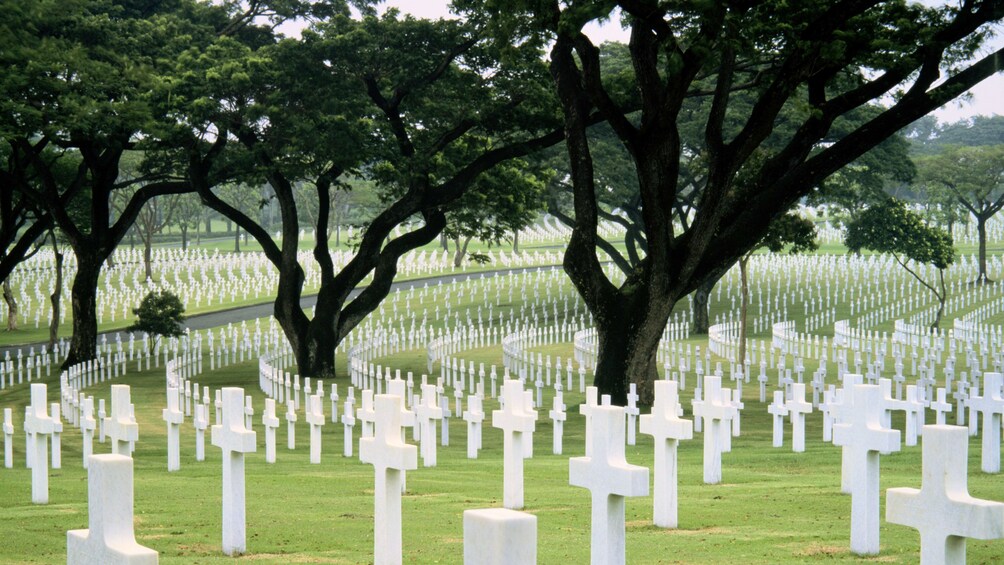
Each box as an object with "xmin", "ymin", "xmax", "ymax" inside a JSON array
[
  {"xmin": 129, "ymin": 290, "xmax": 186, "ymax": 340},
  {"xmin": 845, "ymin": 198, "xmax": 955, "ymax": 269}
]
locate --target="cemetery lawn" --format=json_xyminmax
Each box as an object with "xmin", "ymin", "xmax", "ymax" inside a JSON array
[{"xmin": 3, "ymin": 346, "xmax": 1003, "ymax": 564}]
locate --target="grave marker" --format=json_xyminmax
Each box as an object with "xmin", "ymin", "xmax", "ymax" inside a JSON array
[
  {"xmin": 832, "ymin": 384, "xmax": 901, "ymax": 555},
  {"xmin": 639, "ymin": 380, "xmax": 692, "ymax": 528},
  {"xmin": 210, "ymin": 387, "xmax": 257, "ymax": 556},
  {"xmin": 492, "ymin": 379, "xmax": 537, "ymax": 510},
  {"xmin": 887, "ymin": 424, "xmax": 1004, "ymax": 565},
  {"xmin": 359, "ymin": 394, "xmax": 418, "ymax": 565},
  {"xmin": 66, "ymin": 454, "xmax": 158, "ymax": 564},
  {"xmin": 569, "ymin": 405, "xmax": 648, "ymax": 565}
]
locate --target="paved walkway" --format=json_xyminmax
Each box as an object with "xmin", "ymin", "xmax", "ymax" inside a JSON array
[{"xmin": 1, "ymin": 264, "xmax": 564, "ymax": 356}]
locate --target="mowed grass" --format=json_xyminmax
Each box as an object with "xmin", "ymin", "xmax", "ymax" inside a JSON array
[{"xmin": 2, "ymin": 343, "xmax": 1004, "ymax": 564}]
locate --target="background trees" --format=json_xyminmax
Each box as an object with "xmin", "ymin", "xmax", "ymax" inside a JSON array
[
  {"xmin": 176, "ymin": 12, "xmax": 563, "ymax": 379},
  {"xmin": 460, "ymin": 0, "xmax": 1004, "ymax": 403},
  {"xmin": 845, "ymin": 198, "xmax": 956, "ymax": 328}
]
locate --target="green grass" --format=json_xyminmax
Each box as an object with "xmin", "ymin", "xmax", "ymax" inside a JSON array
[{"xmin": 2, "ymin": 347, "xmax": 1003, "ymax": 564}]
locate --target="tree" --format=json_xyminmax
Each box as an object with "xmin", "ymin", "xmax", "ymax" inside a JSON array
[
  {"xmin": 113, "ymin": 191, "xmax": 179, "ymax": 280},
  {"xmin": 845, "ymin": 198, "xmax": 955, "ymax": 328},
  {"xmin": 916, "ymin": 145, "xmax": 1004, "ymax": 283},
  {"xmin": 172, "ymin": 193, "xmax": 204, "ymax": 250},
  {"xmin": 737, "ymin": 213, "xmax": 817, "ymax": 364},
  {"xmin": 178, "ymin": 12, "xmax": 563, "ymax": 379},
  {"xmin": 460, "ymin": 0, "xmax": 1004, "ymax": 404},
  {"xmin": 0, "ymin": 0, "xmax": 266, "ymax": 367},
  {"xmin": 443, "ymin": 158, "xmax": 547, "ymax": 267},
  {"xmin": 129, "ymin": 290, "xmax": 186, "ymax": 354}
]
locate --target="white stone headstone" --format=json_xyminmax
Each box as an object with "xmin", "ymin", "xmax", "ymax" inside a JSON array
[
  {"xmin": 492, "ymin": 379, "xmax": 537, "ymax": 510},
  {"xmin": 463, "ymin": 508, "xmax": 536, "ymax": 565},
  {"xmin": 25, "ymin": 383, "xmax": 54, "ymax": 504},
  {"xmin": 306, "ymin": 394, "xmax": 325, "ymax": 464},
  {"xmin": 162, "ymin": 387, "xmax": 183, "ymax": 472},
  {"xmin": 569, "ymin": 404, "xmax": 649, "ymax": 565},
  {"xmin": 415, "ymin": 383, "xmax": 442, "ymax": 467},
  {"xmin": 105, "ymin": 385, "xmax": 138, "ymax": 457},
  {"xmin": 887, "ymin": 424, "xmax": 1004, "ymax": 565},
  {"xmin": 66, "ymin": 454, "xmax": 158, "ymax": 564},
  {"xmin": 832, "ymin": 384, "xmax": 901, "ymax": 555},
  {"xmin": 359, "ymin": 394, "xmax": 418, "ymax": 565},
  {"xmin": 639, "ymin": 380, "xmax": 692, "ymax": 528},
  {"xmin": 262, "ymin": 398, "xmax": 279, "ymax": 464},
  {"xmin": 210, "ymin": 387, "xmax": 257, "ymax": 556},
  {"xmin": 786, "ymin": 383, "xmax": 812, "ymax": 453}
]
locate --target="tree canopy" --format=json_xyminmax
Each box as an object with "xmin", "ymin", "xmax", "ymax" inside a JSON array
[{"xmin": 458, "ymin": 0, "xmax": 1004, "ymax": 403}]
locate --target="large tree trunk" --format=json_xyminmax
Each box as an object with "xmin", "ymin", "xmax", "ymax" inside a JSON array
[
  {"xmin": 64, "ymin": 251, "xmax": 101, "ymax": 368},
  {"xmin": 3, "ymin": 278, "xmax": 17, "ymax": 331},
  {"xmin": 49, "ymin": 245, "xmax": 63, "ymax": 349},
  {"xmin": 512, "ymin": 229, "xmax": 519, "ymax": 253},
  {"xmin": 977, "ymin": 214, "xmax": 990, "ymax": 283},
  {"xmin": 592, "ymin": 304, "xmax": 666, "ymax": 406},
  {"xmin": 452, "ymin": 236, "xmax": 472, "ymax": 267},
  {"xmin": 180, "ymin": 225, "xmax": 188, "ymax": 250},
  {"xmin": 692, "ymin": 276, "xmax": 715, "ymax": 334},
  {"xmin": 234, "ymin": 226, "xmax": 241, "ymax": 252},
  {"xmin": 143, "ymin": 238, "xmax": 153, "ymax": 280}
]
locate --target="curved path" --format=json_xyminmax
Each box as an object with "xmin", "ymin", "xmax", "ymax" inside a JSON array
[{"xmin": 1, "ymin": 264, "xmax": 564, "ymax": 356}]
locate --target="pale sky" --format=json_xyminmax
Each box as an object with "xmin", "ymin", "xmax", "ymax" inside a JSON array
[{"xmin": 381, "ymin": 0, "xmax": 1003, "ymax": 124}]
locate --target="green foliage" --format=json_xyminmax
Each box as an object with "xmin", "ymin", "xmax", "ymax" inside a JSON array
[
  {"xmin": 129, "ymin": 290, "xmax": 186, "ymax": 341},
  {"xmin": 757, "ymin": 213, "xmax": 818, "ymax": 255},
  {"xmin": 845, "ymin": 199, "xmax": 955, "ymax": 269}
]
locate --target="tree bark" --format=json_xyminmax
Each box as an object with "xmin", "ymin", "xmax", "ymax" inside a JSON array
[
  {"xmin": 977, "ymin": 214, "xmax": 991, "ymax": 283},
  {"xmin": 234, "ymin": 226, "xmax": 241, "ymax": 252},
  {"xmin": 592, "ymin": 301, "xmax": 665, "ymax": 406},
  {"xmin": 692, "ymin": 276, "xmax": 715, "ymax": 334},
  {"xmin": 180, "ymin": 225, "xmax": 188, "ymax": 250},
  {"xmin": 452, "ymin": 236, "xmax": 472, "ymax": 267},
  {"xmin": 3, "ymin": 279, "xmax": 17, "ymax": 332},
  {"xmin": 49, "ymin": 241, "xmax": 63, "ymax": 350},
  {"xmin": 143, "ymin": 239, "xmax": 153, "ymax": 280},
  {"xmin": 64, "ymin": 251, "xmax": 101, "ymax": 368},
  {"xmin": 512, "ymin": 229, "xmax": 519, "ymax": 253}
]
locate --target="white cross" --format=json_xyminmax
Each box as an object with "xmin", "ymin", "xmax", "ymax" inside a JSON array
[
  {"xmin": 342, "ymin": 394, "xmax": 356, "ymax": 458},
  {"xmin": 625, "ymin": 383, "xmax": 640, "ymax": 446},
  {"xmin": 104, "ymin": 385, "xmax": 138, "ymax": 457},
  {"xmin": 569, "ymin": 405, "xmax": 648, "ymax": 565},
  {"xmin": 25, "ymin": 383, "xmax": 53, "ymax": 504},
  {"xmin": 768, "ymin": 390, "xmax": 788, "ymax": 448},
  {"xmin": 548, "ymin": 391, "xmax": 566, "ymax": 456},
  {"xmin": 969, "ymin": 372, "xmax": 1004, "ymax": 473},
  {"xmin": 580, "ymin": 386, "xmax": 599, "ymax": 456},
  {"xmin": 358, "ymin": 389, "xmax": 376, "ymax": 439},
  {"xmin": 359, "ymin": 394, "xmax": 418, "ymax": 565},
  {"xmin": 285, "ymin": 400, "xmax": 297, "ymax": 450},
  {"xmin": 887, "ymin": 424, "xmax": 1004, "ymax": 565},
  {"xmin": 80, "ymin": 397, "xmax": 96, "ymax": 469},
  {"xmin": 210, "ymin": 387, "xmax": 257, "ymax": 556},
  {"xmin": 66, "ymin": 454, "xmax": 158, "ymax": 564},
  {"xmin": 931, "ymin": 387, "xmax": 953, "ymax": 426},
  {"xmin": 162, "ymin": 387, "xmax": 184, "ymax": 472},
  {"xmin": 463, "ymin": 394, "xmax": 484, "ymax": 459},
  {"xmin": 786, "ymin": 383, "xmax": 813, "ymax": 453},
  {"xmin": 492, "ymin": 379, "xmax": 537, "ymax": 510},
  {"xmin": 262, "ymin": 398, "xmax": 280, "ymax": 464},
  {"xmin": 415, "ymin": 383, "xmax": 443, "ymax": 466},
  {"xmin": 639, "ymin": 380, "xmax": 692, "ymax": 528},
  {"xmin": 832, "ymin": 384, "xmax": 901, "ymax": 555},
  {"xmin": 695, "ymin": 376, "xmax": 737, "ymax": 484},
  {"xmin": 306, "ymin": 394, "xmax": 325, "ymax": 464}
]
